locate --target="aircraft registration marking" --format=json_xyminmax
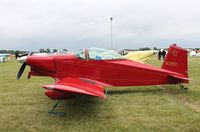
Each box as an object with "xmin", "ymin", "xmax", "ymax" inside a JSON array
[{"xmin": 166, "ymin": 62, "xmax": 177, "ymax": 66}]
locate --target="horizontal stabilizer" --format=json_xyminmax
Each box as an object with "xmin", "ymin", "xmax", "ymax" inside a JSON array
[
  {"xmin": 169, "ymin": 74, "xmax": 189, "ymax": 83},
  {"xmin": 170, "ymin": 74, "xmax": 189, "ymax": 81}
]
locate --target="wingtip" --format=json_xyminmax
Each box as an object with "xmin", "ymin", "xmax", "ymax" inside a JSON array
[{"xmin": 42, "ymin": 85, "xmax": 54, "ymax": 90}]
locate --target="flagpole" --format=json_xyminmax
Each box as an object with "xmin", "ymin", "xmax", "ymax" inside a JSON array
[{"xmin": 110, "ymin": 17, "xmax": 113, "ymax": 49}]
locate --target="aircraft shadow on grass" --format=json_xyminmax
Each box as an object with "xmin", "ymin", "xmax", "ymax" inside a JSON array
[
  {"xmin": 107, "ymin": 87, "xmax": 164, "ymax": 95},
  {"xmin": 51, "ymin": 86, "xmax": 183, "ymax": 118},
  {"xmin": 49, "ymin": 96, "xmax": 103, "ymax": 118},
  {"xmin": 107, "ymin": 86, "xmax": 185, "ymax": 96}
]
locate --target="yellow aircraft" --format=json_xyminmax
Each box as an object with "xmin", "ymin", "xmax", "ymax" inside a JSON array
[{"xmin": 123, "ymin": 50, "xmax": 158, "ymax": 63}]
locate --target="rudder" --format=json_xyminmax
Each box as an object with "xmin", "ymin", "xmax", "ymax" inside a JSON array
[{"xmin": 162, "ymin": 44, "xmax": 188, "ymax": 77}]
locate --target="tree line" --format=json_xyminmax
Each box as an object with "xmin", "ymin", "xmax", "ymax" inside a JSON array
[
  {"xmin": 0, "ymin": 48, "xmax": 68, "ymax": 54},
  {"xmin": 0, "ymin": 50, "xmax": 27, "ymax": 54}
]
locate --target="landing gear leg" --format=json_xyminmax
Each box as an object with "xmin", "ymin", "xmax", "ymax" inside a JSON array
[
  {"xmin": 178, "ymin": 83, "xmax": 188, "ymax": 91},
  {"xmin": 48, "ymin": 100, "xmax": 65, "ymax": 116},
  {"xmin": 104, "ymin": 88, "xmax": 108, "ymax": 96}
]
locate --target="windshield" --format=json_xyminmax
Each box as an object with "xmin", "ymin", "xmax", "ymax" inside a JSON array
[
  {"xmin": 75, "ymin": 50, "xmax": 85, "ymax": 59},
  {"xmin": 75, "ymin": 48, "xmax": 125, "ymax": 60}
]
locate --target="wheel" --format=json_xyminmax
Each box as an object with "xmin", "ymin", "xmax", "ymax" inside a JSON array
[{"xmin": 183, "ymin": 87, "xmax": 188, "ymax": 91}]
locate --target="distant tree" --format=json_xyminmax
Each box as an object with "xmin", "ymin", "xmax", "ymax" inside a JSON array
[
  {"xmin": 0, "ymin": 50, "xmax": 16, "ymax": 54},
  {"xmin": 19, "ymin": 51, "xmax": 28, "ymax": 54},
  {"xmin": 53, "ymin": 49, "xmax": 58, "ymax": 53},
  {"xmin": 63, "ymin": 49, "xmax": 68, "ymax": 52},
  {"xmin": 39, "ymin": 49, "xmax": 45, "ymax": 53},
  {"xmin": 46, "ymin": 48, "xmax": 51, "ymax": 53},
  {"xmin": 139, "ymin": 47, "xmax": 151, "ymax": 51},
  {"xmin": 0, "ymin": 50, "xmax": 7, "ymax": 53},
  {"xmin": 7, "ymin": 50, "xmax": 15, "ymax": 54},
  {"xmin": 153, "ymin": 47, "xmax": 158, "ymax": 50},
  {"xmin": 0, "ymin": 50, "xmax": 28, "ymax": 54}
]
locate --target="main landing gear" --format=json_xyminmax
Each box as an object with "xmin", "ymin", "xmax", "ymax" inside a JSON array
[
  {"xmin": 178, "ymin": 83, "xmax": 188, "ymax": 91},
  {"xmin": 104, "ymin": 88, "xmax": 108, "ymax": 96},
  {"xmin": 48, "ymin": 100, "xmax": 65, "ymax": 116}
]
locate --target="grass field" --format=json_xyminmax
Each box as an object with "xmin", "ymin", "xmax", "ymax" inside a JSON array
[{"xmin": 0, "ymin": 57, "xmax": 200, "ymax": 132}]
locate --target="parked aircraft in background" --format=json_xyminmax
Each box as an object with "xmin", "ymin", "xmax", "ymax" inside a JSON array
[
  {"xmin": 190, "ymin": 50, "xmax": 200, "ymax": 57},
  {"xmin": 0, "ymin": 54, "xmax": 11, "ymax": 63},
  {"xmin": 123, "ymin": 50, "xmax": 158, "ymax": 63}
]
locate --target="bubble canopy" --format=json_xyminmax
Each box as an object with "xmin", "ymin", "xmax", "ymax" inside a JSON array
[{"xmin": 75, "ymin": 48, "xmax": 125, "ymax": 60}]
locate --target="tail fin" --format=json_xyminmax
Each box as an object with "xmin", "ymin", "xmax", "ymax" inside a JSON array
[{"xmin": 162, "ymin": 44, "xmax": 188, "ymax": 77}]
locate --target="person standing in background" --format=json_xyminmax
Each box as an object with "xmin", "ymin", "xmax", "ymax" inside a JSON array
[
  {"xmin": 161, "ymin": 49, "xmax": 166, "ymax": 60},
  {"xmin": 158, "ymin": 50, "xmax": 162, "ymax": 60}
]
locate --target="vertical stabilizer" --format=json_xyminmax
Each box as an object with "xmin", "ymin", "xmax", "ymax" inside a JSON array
[{"xmin": 162, "ymin": 44, "xmax": 188, "ymax": 77}]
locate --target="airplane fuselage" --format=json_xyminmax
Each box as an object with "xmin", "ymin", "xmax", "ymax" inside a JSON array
[{"xmin": 27, "ymin": 54, "xmax": 188, "ymax": 87}]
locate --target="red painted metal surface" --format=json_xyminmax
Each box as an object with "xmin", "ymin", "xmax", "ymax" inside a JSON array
[{"xmin": 24, "ymin": 44, "xmax": 189, "ymax": 99}]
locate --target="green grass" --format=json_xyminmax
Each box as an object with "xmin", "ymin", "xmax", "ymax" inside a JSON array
[{"xmin": 0, "ymin": 57, "xmax": 200, "ymax": 132}]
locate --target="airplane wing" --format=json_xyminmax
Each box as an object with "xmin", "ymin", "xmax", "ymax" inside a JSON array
[
  {"xmin": 124, "ymin": 50, "xmax": 156, "ymax": 63},
  {"xmin": 43, "ymin": 77, "xmax": 109, "ymax": 99}
]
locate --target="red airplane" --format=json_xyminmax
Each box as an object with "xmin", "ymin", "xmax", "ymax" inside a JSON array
[{"xmin": 17, "ymin": 44, "xmax": 189, "ymax": 114}]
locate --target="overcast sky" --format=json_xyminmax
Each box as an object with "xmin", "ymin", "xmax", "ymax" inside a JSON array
[{"xmin": 0, "ymin": 0, "xmax": 200, "ymax": 51}]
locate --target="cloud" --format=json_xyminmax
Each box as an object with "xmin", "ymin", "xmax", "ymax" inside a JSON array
[{"xmin": 0, "ymin": 0, "xmax": 200, "ymax": 51}]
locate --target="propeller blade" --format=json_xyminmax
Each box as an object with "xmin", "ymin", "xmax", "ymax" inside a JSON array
[
  {"xmin": 18, "ymin": 52, "xmax": 34, "ymax": 58},
  {"xmin": 18, "ymin": 53, "xmax": 29, "ymax": 58},
  {"xmin": 17, "ymin": 62, "xmax": 27, "ymax": 80}
]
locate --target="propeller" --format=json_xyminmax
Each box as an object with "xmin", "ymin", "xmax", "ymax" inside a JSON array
[
  {"xmin": 16, "ymin": 51, "xmax": 33, "ymax": 80},
  {"xmin": 17, "ymin": 62, "xmax": 27, "ymax": 80}
]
